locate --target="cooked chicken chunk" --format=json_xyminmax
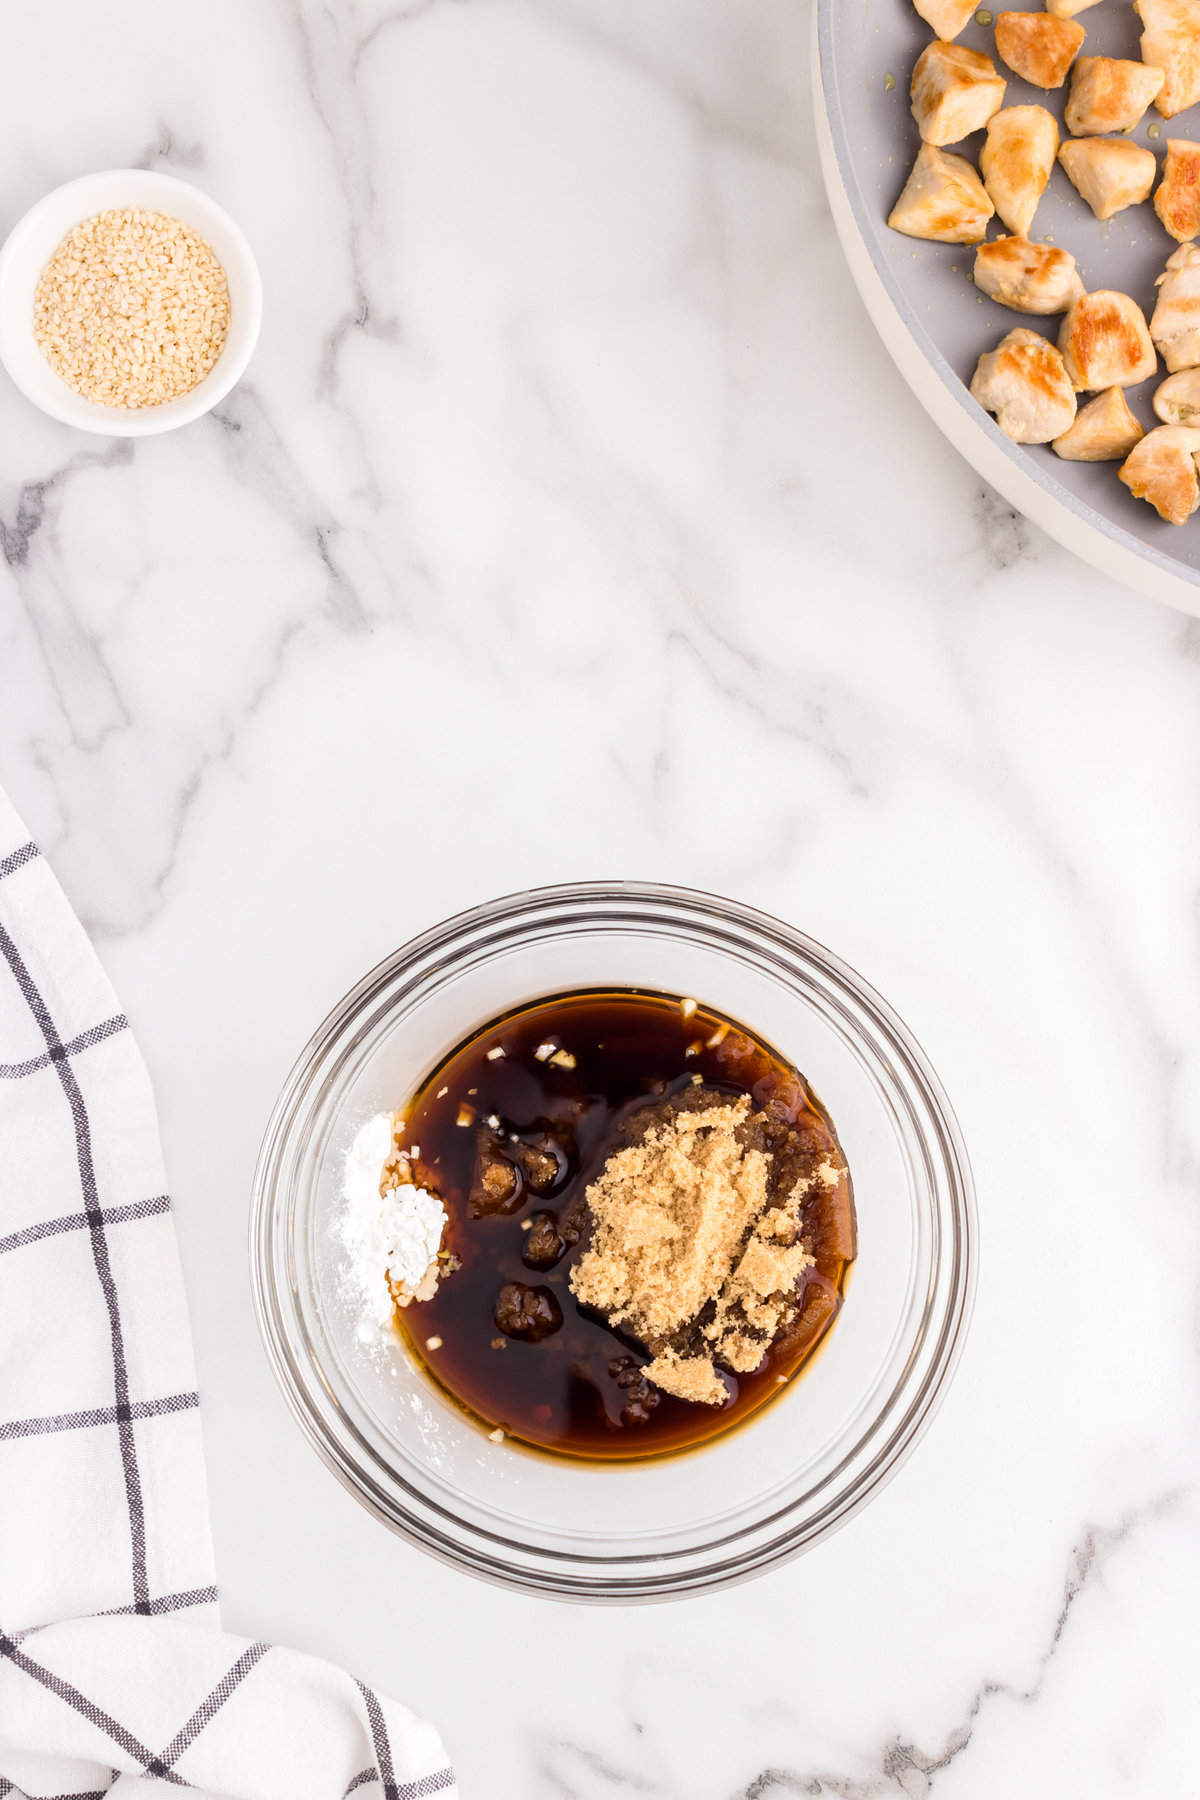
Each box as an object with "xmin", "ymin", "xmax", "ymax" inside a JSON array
[
  {"xmin": 1058, "ymin": 290, "xmax": 1157, "ymax": 389},
  {"xmin": 1048, "ymin": 0, "xmax": 1104, "ymax": 15},
  {"xmin": 1058, "ymin": 137, "xmax": 1157, "ymax": 219},
  {"xmin": 1150, "ymin": 242, "xmax": 1200, "ymax": 368},
  {"xmin": 1153, "ymin": 366, "xmax": 1200, "ymax": 421},
  {"xmin": 1052, "ymin": 386, "xmax": 1145, "ymax": 458},
  {"xmin": 994, "ymin": 12, "xmax": 1086, "ymax": 87},
  {"xmin": 970, "ymin": 328, "xmax": 1078, "ymax": 441},
  {"xmin": 981, "ymin": 106, "xmax": 1059, "ymax": 235},
  {"xmin": 913, "ymin": 0, "xmax": 978, "ymax": 39},
  {"xmin": 1154, "ymin": 139, "xmax": 1200, "ymax": 242},
  {"xmin": 911, "ymin": 42, "xmax": 1007, "ymax": 145},
  {"xmin": 1119, "ymin": 424, "xmax": 1200, "ymax": 521},
  {"xmin": 1134, "ymin": 0, "xmax": 1200, "ymax": 119},
  {"xmin": 973, "ymin": 238, "xmax": 1086, "ymax": 313},
  {"xmin": 1065, "ymin": 56, "xmax": 1165, "ymax": 133},
  {"xmin": 889, "ymin": 143, "xmax": 996, "ymax": 243}
]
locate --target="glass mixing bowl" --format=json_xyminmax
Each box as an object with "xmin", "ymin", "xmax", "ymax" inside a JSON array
[{"xmin": 250, "ymin": 882, "xmax": 976, "ymax": 1601}]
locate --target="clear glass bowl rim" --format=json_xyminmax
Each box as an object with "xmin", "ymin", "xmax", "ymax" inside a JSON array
[{"xmin": 250, "ymin": 880, "xmax": 978, "ymax": 1602}]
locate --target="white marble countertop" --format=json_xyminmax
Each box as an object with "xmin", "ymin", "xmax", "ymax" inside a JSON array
[{"xmin": 3, "ymin": 2, "xmax": 1197, "ymax": 1794}]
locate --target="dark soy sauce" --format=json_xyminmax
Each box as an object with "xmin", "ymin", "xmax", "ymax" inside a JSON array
[{"xmin": 396, "ymin": 989, "xmax": 855, "ymax": 1461}]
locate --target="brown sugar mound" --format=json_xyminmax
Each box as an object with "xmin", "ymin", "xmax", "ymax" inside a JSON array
[
  {"xmin": 641, "ymin": 1347, "xmax": 728, "ymax": 1407},
  {"xmin": 570, "ymin": 1091, "xmax": 825, "ymax": 1405},
  {"xmin": 570, "ymin": 1097, "xmax": 769, "ymax": 1339}
]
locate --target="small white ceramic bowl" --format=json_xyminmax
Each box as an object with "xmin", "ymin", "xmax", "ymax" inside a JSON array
[{"xmin": 0, "ymin": 169, "xmax": 261, "ymax": 436}]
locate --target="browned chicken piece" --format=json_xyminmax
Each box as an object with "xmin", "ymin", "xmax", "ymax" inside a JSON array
[
  {"xmin": 913, "ymin": 0, "xmax": 978, "ymax": 39},
  {"xmin": 1058, "ymin": 137, "xmax": 1157, "ymax": 219},
  {"xmin": 1058, "ymin": 290, "xmax": 1157, "ymax": 389},
  {"xmin": 994, "ymin": 12, "xmax": 1086, "ymax": 88},
  {"xmin": 973, "ymin": 238, "xmax": 1086, "ymax": 312},
  {"xmin": 911, "ymin": 42, "xmax": 1007, "ymax": 145},
  {"xmin": 1154, "ymin": 139, "xmax": 1200, "ymax": 242},
  {"xmin": 970, "ymin": 328, "xmax": 1078, "ymax": 441},
  {"xmin": 1119, "ymin": 424, "xmax": 1200, "ymax": 521},
  {"xmin": 1052, "ymin": 386, "xmax": 1145, "ymax": 458},
  {"xmin": 1048, "ymin": 0, "xmax": 1104, "ymax": 15},
  {"xmin": 1153, "ymin": 365, "xmax": 1200, "ymax": 420},
  {"xmin": 1065, "ymin": 56, "xmax": 1165, "ymax": 133},
  {"xmin": 888, "ymin": 143, "xmax": 996, "ymax": 242},
  {"xmin": 981, "ymin": 106, "xmax": 1059, "ymax": 235},
  {"xmin": 1151, "ymin": 242, "xmax": 1200, "ymax": 368},
  {"xmin": 1134, "ymin": 0, "xmax": 1200, "ymax": 118}
]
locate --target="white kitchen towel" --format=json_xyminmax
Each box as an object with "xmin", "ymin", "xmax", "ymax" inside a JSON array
[{"xmin": 0, "ymin": 788, "xmax": 456, "ymax": 1800}]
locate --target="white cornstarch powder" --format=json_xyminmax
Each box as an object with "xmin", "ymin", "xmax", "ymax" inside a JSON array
[{"xmin": 337, "ymin": 1113, "xmax": 447, "ymax": 1344}]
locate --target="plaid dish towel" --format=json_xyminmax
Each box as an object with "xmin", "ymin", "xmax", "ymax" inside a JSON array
[{"xmin": 0, "ymin": 788, "xmax": 456, "ymax": 1800}]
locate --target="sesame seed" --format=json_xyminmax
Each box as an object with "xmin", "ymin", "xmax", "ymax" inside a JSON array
[
  {"xmin": 425, "ymin": 1335, "xmax": 443, "ymax": 1351},
  {"xmin": 485, "ymin": 1046, "xmax": 505, "ymax": 1061},
  {"xmin": 456, "ymin": 1103, "xmax": 476, "ymax": 1128},
  {"xmin": 487, "ymin": 1427, "xmax": 505, "ymax": 1443},
  {"xmin": 33, "ymin": 207, "xmax": 230, "ymax": 409},
  {"xmin": 680, "ymin": 997, "xmax": 698, "ymax": 1018},
  {"xmin": 533, "ymin": 1041, "xmax": 555, "ymax": 1061}
]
